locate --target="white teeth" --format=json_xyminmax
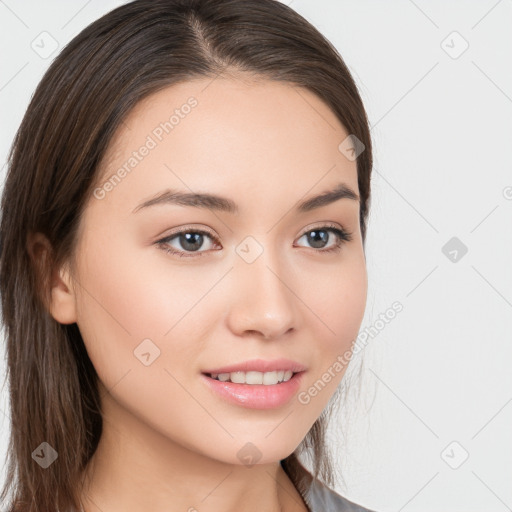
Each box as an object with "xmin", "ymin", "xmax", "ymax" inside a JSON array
[{"xmin": 209, "ymin": 370, "xmax": 295, "ymax": 384}]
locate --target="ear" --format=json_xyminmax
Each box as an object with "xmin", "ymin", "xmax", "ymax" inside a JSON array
[{"xmin": 26, "ymin": 232, "xmax": 78, "ymax": 325}]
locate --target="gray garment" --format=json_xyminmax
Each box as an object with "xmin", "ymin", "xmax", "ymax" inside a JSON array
[{"xmin": 284, "ymin": 460, "xmax": 377, "ymax": 512}]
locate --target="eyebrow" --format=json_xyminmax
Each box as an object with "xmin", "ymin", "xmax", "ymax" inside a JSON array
[{"xmin": 132, "ymin": 182, "xmax": 359, "ymax": 215}]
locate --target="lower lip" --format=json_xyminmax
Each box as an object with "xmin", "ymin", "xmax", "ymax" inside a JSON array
[{"xmin": 201, "ymin": 372, "xmax": 305, "ymax": 410}]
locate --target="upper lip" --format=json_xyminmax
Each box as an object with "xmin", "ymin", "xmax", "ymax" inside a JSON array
[{"xmin": 202, "ymin": 358, "xmax": 307, "ymax": 375}]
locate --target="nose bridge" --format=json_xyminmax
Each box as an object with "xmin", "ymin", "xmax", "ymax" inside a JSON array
[{"xmin": 227, "ymin": 234, "xmax": 297, "ymax": 338}]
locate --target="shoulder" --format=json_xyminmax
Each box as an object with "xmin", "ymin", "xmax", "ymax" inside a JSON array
[{"xmin": 305, "ymin": 477, "xmax": 378, "ymax": 512}]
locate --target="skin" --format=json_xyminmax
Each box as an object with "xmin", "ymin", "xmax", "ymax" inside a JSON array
[{"xmin": 33, "ymin": 76, "xmax": 367, "ymax": 512}]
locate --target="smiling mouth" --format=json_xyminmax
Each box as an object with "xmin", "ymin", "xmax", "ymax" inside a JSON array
[{"xmin": 204, "ymin": 370, "xmax": 298, "ymax": 385}]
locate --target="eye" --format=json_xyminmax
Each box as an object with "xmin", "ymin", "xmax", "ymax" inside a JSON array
[
  {"xmin": 295, "ymin": 223, "xmax": 353, "ymax": 253},
  {"xmin": 155, "ymin": 223, "xmax": 353, "ymax": 258},
  {"xmin": 156, "ymin": 227, "xmax": 220, "ymax": 258}
]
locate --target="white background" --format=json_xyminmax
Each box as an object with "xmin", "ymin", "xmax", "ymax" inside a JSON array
[{"xmin": 1, "ymin": 1, "xmax": 511, "ymax": 511}]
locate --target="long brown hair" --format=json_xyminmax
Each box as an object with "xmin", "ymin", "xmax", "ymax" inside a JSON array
[{"xmin": 0, "ymin": 0, "xmax": 373, "ymax": 510}]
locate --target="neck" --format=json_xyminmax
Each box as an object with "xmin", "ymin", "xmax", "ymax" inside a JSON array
[{"xmin": 78, "ymin": 390, "xmax": 309, "ymax": 512}]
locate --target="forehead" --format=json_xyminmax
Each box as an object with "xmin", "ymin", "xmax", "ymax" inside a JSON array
[{"xmin": 94, "ymin": 77, "xmax": 358, "ymax": 215}]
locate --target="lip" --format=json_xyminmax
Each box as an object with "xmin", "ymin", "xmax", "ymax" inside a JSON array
[
  {"xmin": 201, "ymin": 358, "xmax": 307, "ymax": 375},
  {"xmin": 201, "ymin": 371, "xmax": 305, "ymax": 410}
]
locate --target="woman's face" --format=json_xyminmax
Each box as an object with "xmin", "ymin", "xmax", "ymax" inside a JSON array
[{"xmin": 63, "ymin": 77, "xmax": 367, "ymax": 465}]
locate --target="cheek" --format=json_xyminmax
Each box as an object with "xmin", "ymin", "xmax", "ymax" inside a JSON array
[
  {"xmin": 73, "ymin": 235, "xmax": 225, "ymax": 383},
  {"xmin": 73, "ymin": 238, "xmax": 223, "ymax": 440},
  {"xmin": 300, "ymin": 252, "xmax": 367, "ymax": 350},
  {"xmin": 294, "ymin": 253, "xmax": 367, "ymax": 409}
]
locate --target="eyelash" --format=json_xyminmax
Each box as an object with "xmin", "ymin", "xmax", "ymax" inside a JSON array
[{"xmin": 155, "ymin": 223, "xmax": 353, "ymax": 259}]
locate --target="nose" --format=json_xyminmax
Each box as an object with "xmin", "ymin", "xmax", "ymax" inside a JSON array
[{"xmin": 225, "ymin": 247, "xmax": 298, "ymax": 340}]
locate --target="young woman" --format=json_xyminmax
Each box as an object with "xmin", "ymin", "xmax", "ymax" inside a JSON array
[{"xmin": 0, "ymin": 1, "xmax": 375, "ymax": 511}]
